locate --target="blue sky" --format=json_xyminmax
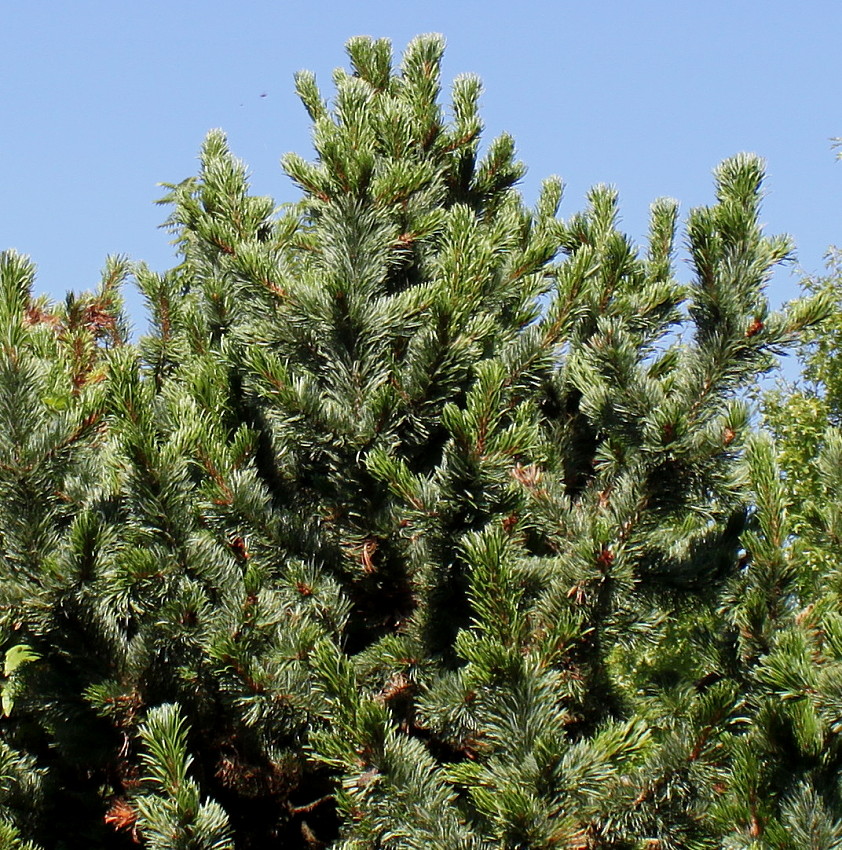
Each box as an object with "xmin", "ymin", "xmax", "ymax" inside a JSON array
[{"xmin": 1, "ymin": 1, "xmax": 840, "ymax": 333}]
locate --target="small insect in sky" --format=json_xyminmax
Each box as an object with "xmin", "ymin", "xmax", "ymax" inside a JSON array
[{"xmin": 260, "ymin": 92, "xmax": 268, "ymax": 98}]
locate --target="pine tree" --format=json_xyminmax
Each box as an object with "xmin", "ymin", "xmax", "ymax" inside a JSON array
[{"xmin": 0, "ymin": 34, "xmax": 831, "ymax": 849}]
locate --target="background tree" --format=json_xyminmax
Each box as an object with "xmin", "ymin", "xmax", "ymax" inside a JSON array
[{"xmin": 729, "ymin": 221, "xmax": 842, "ymax": 848}]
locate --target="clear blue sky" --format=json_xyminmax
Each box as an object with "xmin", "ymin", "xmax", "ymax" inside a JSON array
[{"xmin": 1, "ymin": 1, "xmax": 840, "ymax": 332}]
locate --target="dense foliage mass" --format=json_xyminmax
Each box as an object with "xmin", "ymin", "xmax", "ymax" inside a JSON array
[{"xmin": 0, "ymin": 35, "xmax": 840, "ymax": 849}]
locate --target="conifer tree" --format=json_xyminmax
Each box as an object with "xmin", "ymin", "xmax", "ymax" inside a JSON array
[{"xmin": 0, "ymin": 34, "xmax": 831, "ymax": 849}]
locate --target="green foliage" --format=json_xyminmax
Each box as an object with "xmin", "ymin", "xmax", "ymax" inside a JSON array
[
  {"xmin": 0, "ymin": 645, "xmax": 40, "ymax": 717},
  {"xmin": 134, "ymin": 704, "xmax": 233, "ymax": 850},
  {"xmin": 0, "ymin": 32, "xmax": 838, "ymax": 849}
]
